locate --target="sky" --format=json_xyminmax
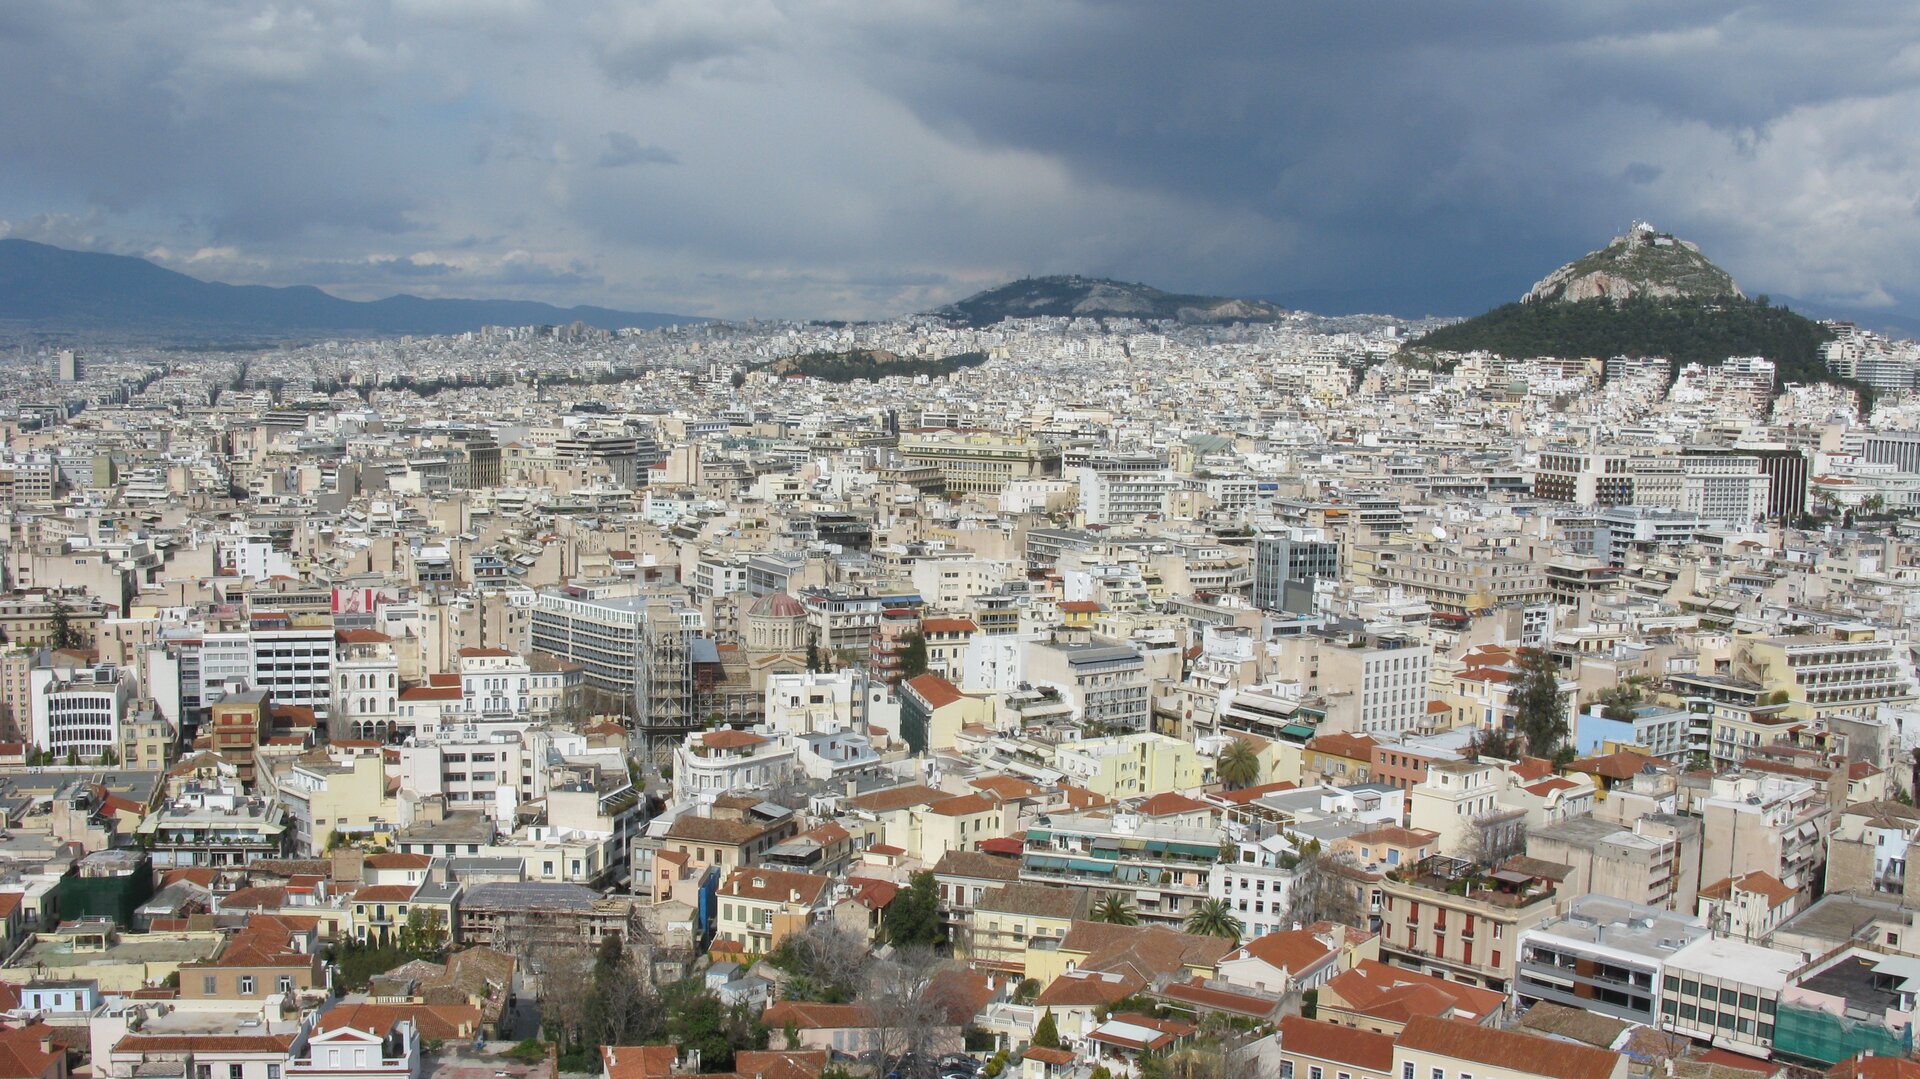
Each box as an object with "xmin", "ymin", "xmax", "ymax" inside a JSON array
[{"xmin": 3, "ymin": 1, "xmax": 1920, "ymax": 322}]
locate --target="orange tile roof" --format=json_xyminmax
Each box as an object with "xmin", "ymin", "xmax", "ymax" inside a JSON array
[
  {"xmin": 603, "ymin": 1044, "xmax": 679, "ymax": 1079},
  {"xmin": 1136, "ymin": 792, "xmax": 1209, "ymax": 817},
  {"xmin": 1278, "ymin": 1015, "xmax": 1394, "ymax": 1072},
  {"xmin": 0, "ymin": 1023, "xmax": 64, "ymax": 1079},
  {"xmin": 1231, "ymin": 929, "xmax": 1335, "ymax": 976},
  {"xmin": 1397, "ymin": 1016, "xmax": 1623, "ymax": 1079},
  {"xmin": 903, "ymin": 673, "xmax": 965, "ymax": 709},
  {"xmin": 1308, "ymin": 733, "xmax": 1377, "ymax": 759}
]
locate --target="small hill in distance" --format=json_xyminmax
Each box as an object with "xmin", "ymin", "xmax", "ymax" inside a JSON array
[
  {"xmin": 1405, "ymin": 224, "xmax": 1845, "ymax": 390},
  {"xmin": 755, "ymin": 348, "xmax": 988, "ymax": 383},
  {"xmin": 0, "ymin": 238, "xmax": 697, "ymax": 340},
  {"xmin": 931, "ymin": 275, "xmax": 1288, "ymax": 327}
]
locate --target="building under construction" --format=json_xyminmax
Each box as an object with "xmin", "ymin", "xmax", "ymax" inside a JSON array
[
  {"xmin": 456, "ymin": 880, "xmax": 650, "ymax": 965},
  {"xmin": 530, "ymin": 586, "xmax": 717, "ymax": 762}
]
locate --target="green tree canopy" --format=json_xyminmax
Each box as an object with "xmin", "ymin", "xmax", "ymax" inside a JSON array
[
  {"xmin": 1032, "ymin": 1009, "xmax": 1062, "ymax": 1050},
  {"xmin": 1091, "ymin": 893, "xmax": 1139, "ymax": 926},
  {"xmin": 1182, "ymin": 899, "xmax": 1243, "ymax": 940},
  {"xmin": 885, "ymin": 871, "xmax": 942, "ymax": 948},
  {"xmin": 1514, "ymin": 648, "xmax": 1570, "ymax": 758}
]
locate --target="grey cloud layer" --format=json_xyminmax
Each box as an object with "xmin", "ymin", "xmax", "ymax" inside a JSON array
[{"xmin": 1, "ymin": 1, "xmax": 1917, "ymax": 320}]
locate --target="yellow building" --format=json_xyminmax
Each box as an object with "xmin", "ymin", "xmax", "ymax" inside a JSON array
[
  {"xmin": 276, "ymin": 752, "xmax": 396, "ymax": 854},
  {"xmin": 1303, "ymin": 733, "xmax": 1375, "ymax": 785},
  {"xmin": 1731, "ymin": 626, "xmax": 1915, "ymax": 724},
  {"xmin": 899, "ymin": 674, "xmax": 994, "ymax": 755},
  {"xmin": 713, "ymin": 866, "xmax": 832, "ymax": 957},
  {"xmin": 1051, "ymin": 733, "xmax": 1202, "ymax": 800},
  {"xmin": 964, "ymin": 883, "xmax": 1089, "ymax": 976},
  {"xmin": 911, "ymin": 793, "xmax": 1007, "ymax": 864}
]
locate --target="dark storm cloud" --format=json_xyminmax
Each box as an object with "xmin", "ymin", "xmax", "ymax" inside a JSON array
[{"xmin": 1, "ymin": 1, "xmax": 1918, "ymax": 319}]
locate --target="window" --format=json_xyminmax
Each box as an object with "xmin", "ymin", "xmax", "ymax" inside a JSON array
[
  {"xmin": 1680, "ymin": 1005, "xmax": 1696, "ymax": 1021},
  {"xmin": 1664, "ymin": 975, "xmax": 1679, "ymax": 992},
  {"xmin": 1761, "ymin": 998, "xmax": 1776, "ymax": 1015},
  {"xmin": 231, "ymin": 1067, "xmax": 244, "ymax": 1079},
  {"xmin": 1698, "ymin": 1009, "xmax": 1717, "ymax": 1027},
  {"xmin": 239, "ymin": 975, "xmax": 255, "ymax": 994},
  {"xmin": 1309, "ymin": 1068, "xmax": 1323, "ymax": 1079},
  {"xmin": 1682, "ymin": 980, "xmax": 1699, "ymax": 997},
  {"xmin": 1718, "ymin": 1012, "xmax": 1735, "ymax": 1029},
  {"xmin": 1759, "ymin": 1023, "xmax": 1773, "ymax": 1041},
  {"xmin": 1404, "ymin": 1064, "xmax": 1415, "ymax": 1079},
  {"xmin": 1739, "ymin": 993, "xmax": 1757, "ymax": 1011},
  {"xmin": 203, "ymin": 975, "xmax": 217, "ymax": 994},
  {"xmin": 279, "ymin": 976, "xmax": 294, "ymax": 993},
  {"xmin": 1663, "ymin": 999, "xmax": 1678, "ymax": 1016},
  {"xmin": 1280, "ymin": 1064, "xmax": 1294, "ymax": 1079},
  {"xmin": 269, "ymin": 1068, "xmax": 281, "ymax": 1079},
  {"xmin": 1720, "ymin": 986, "xmax": 1740, "ymax": 1004}
]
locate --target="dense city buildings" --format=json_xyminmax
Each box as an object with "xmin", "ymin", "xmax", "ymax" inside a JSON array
[{"xmin": 0, "ymin": 297, "xmax": 1918, "ymax": 1079}]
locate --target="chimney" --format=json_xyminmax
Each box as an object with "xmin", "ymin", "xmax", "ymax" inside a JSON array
[{"xmin": 37, "ymin": 1031, "xmax": 52, "ymax": 1055}]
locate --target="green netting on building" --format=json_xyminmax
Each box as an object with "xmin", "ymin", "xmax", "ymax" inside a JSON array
[
  {"xmin": 52, "ymin": 862, "xmax": 155, "ymax": 928},
  {"xmin": 1773, "ymin": 1003, "xmax": 1913, "ymax": 1066}
]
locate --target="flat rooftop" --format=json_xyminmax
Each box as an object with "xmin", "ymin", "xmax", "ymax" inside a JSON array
[
  {"xmin": 118, "ymin": 1003, "xmax": 302, "ymax": 1038},
  {"xmin": 1775, "ymin": 892, "xmax": 1910, "ymax": 947},
  {"xmin": 1530, "ymin": 895, "xmax": 1707, "ymax": 959},
  {"xmin": 8, "ymin": 932, "xmax": 221, "ymax": 974},
  {"xmin": 1798, "ymin": 952, "xmax": 1920, "ymax": 1019},
  {"xmin": 1666, "ymin": 934, "xmax": 1800, "ymax": 990}
]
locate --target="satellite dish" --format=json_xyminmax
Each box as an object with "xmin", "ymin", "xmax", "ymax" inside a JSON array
[{"xmin": 1433, "ymin": 525, "xmax": 1448, "ymax": 542}]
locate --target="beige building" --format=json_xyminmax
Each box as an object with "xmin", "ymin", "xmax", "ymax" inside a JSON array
[
  {"xmin": 1525, "ymin": 815, "xmax": 1688, "ymax": 911},
  {"xmin": 713, "ymin": 866, "xmax": 832, "ymax": 956},
  {"xmin": 1698, "ymin": 772, "xmax": 1828, "ymax": 894},
  {"xmin": 897, "ymin": 430, "xmax": 1061, "ymax": 496},
  {"xmin": 1823, "ymin": 799, "xmax": 1920, "ymax": 899},
  {"xmin": 1696, "ymin": 870, "xmax": 1798, "ymax": 941},
  {"xmin": 1378, "ymin": 860, "xmax": 1561, "ymax": 992},
  {"xmin": 963, "ymin": 882, "xmax": 1088, "ymax": 976},
  {"xmin": 1729, "ymin": 625, "xmax": 1915, "ymax": 724},
  {"xmin": 1409, "ymin": 760, "xmax": 1525, "ymax": 861}
]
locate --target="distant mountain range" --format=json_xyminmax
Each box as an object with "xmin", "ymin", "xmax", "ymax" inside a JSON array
[
  {"xmin": 0, "ymin": 239, "xmax": 697, "ymax": 339},
  {"xmin": 1406, "ymin": 225, "xmax": 1846, "ymax": 390},
  {"xmin": 929, "ymin": 275, "xmax": 1288, "ymax": 327}
]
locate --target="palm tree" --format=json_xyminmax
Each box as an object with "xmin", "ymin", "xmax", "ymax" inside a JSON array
[
  {"xmin": 1183, "ymin": 898, "xmax": 1243, "ymax": 940},
  {"xmin": 1092, "ymin": 892, "xmax": 1139, "ymax": 925},
  {"xmin": 1217, "ymin": 739, "xmax": 1261, "ymax": 789}
]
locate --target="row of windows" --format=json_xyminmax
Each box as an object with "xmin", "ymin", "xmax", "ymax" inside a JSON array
[{"xmin": 1663, "ymin": 976, "xmax": 1773, "ymax": 1013}]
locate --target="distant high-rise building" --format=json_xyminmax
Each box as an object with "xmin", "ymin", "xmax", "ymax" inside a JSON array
[
  {"xmin": 56, "ymin": 350, "xmax": 82, "ymax": 382},
  {"xmin": 1252, "ymin": 532, "xmax": 1339, "ymax": 612}
]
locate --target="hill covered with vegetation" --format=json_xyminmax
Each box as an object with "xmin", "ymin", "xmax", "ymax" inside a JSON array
[
  {"xmin": 756, "ymin": 348, "xmax": 987, "ymax": 383},
  {"xmin": 930, "ymin": 275, "xmax": 1286, "ymax": 327},
  {"xmin": 1406, "ymin": 295, "xmax": 1836, "ymax": 384}
]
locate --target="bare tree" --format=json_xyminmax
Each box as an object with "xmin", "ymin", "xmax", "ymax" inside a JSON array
[
  {"xmin": 528, "ymin": 939, "xmax": 595, "ymax": 1049},
  {"xmin": 1463, "ymin": 816, "xmax": 1528, "ymax": 868},
  {"xmin": 863, "ymin": 945, "xmax": 952, "ymax": 1076},
  {"xmin": 1282, "ymin": 850, "xmax": 1367, "ymax": 930},
  {"xmin": 772, "ymin": 922, "xmax": 871, "ymax": 1002}
]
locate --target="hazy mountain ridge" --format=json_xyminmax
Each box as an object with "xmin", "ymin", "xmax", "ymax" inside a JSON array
[
  {"xmin": 0, "ymin": 239, "xmax": 697, "ymax": 339},
  {"xmin": 931, "ymin": 275, "xmax": 1288, "ymax": 327}
]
